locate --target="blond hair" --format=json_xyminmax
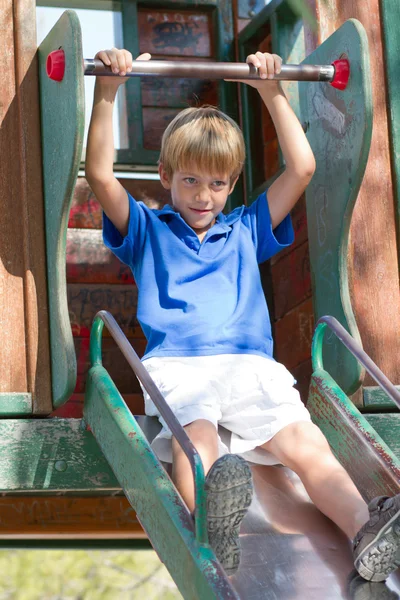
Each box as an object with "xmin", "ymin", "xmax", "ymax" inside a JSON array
[{"xmin": 159, "ymin": 106, "xmax": 245, "ymax": 183}]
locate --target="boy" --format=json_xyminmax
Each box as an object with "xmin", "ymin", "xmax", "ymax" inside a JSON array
[{"xmin": 86, "ymin": 47, "xmax": 400, "ymax": 582}]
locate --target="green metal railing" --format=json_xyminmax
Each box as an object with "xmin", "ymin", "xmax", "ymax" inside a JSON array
[
  {"xmin": 90, "ymin": 310, "xmax": 208, "ymax": 545},
  {"xmin": 312, "ymin": 316, "xmax": 400, "ymax": 409}
]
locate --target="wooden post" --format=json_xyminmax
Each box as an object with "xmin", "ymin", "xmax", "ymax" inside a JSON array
[{"xmin": 0, "ymin": 0, "xmax": 52, "ymax": 413}]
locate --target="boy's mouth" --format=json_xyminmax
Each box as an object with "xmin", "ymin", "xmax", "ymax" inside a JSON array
[{"xmin": 190, "ymin": 208, "xmax": 211, "ymax": 215}]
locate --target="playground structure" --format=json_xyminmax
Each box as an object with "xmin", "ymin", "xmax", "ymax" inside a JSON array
[{"xmin": 1, "ymin": 0, "xmax": 400, "ymax": 598}]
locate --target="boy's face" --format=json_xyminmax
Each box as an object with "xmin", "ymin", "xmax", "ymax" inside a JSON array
[{"xmin": 159, "ymin": 164, "xmax": 238, "ymax": 239}]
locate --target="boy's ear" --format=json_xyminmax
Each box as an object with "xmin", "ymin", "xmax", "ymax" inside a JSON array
[
  {"xmin": 159, "ymin": 163, "xmax": 171, "ymax": 190},
  {"xmin": 229, "ymin": 176, "xmax": 239, "ymax": 195}
]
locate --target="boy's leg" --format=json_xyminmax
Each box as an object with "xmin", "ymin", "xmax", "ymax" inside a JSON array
[
  {"xmin": 172, "ymin": 419, "xmax": 253, "ymax": 575},
  {"xmin": 259, "ymin": 421, "xmax": 369, "ymax": 539},
  {"xmin": 172, "ymin": 418, "xmax": 219, "ymax": 512},
  {"xmin": 260, "ymin": 421, "xmax": 400, "ymax": 581}
]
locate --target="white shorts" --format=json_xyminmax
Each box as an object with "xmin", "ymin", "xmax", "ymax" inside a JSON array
[{"xmin": 141, "ymin": 354, "xmax": 311, "ymax": 465}]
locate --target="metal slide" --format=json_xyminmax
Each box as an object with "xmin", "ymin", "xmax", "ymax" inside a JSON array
[{"xmin": 84, "ymin": 311, "xmax": 400, "ymax": 599}]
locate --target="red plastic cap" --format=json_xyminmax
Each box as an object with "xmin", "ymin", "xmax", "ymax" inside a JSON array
[
  {"xmin": 330, "ymin": 58, "xmax": 350, "ymax": 91},
  {"xmin": 46, "ymin": 49, "xmax": 65, "ymax": 82}
]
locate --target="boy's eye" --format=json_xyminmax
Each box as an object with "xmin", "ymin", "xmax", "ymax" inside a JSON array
[
  {"xmin": 184, "ymin": 177, "xmax": 196, "ymax": 184},
  {"xmin": 213, "ymin": 180, "xmax": 226, "ymax": 187}
]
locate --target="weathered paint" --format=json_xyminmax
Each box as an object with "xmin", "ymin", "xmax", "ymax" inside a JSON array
[
  {"xmin": 0, "ymin": 393, "xmax": 32, "ymax": 417},
  {"xmin": 363, "ymin": 386, "xmax": 400, "ymax": 413},
  {"xmin": 308, "ymin": 370, "xmax": 400, "ymax": 501},
  {"xmin": 314, "ymin": 0, "xmax": 400, "ymax": 389},
  {"xmin": 66, "ymin": 229, "xmax": 134, "ymax": 284},
  {"xmin": 38, "ymin": 10, "xmax": 84, "ymax": 409},
  {"xmin": 68, "ymin": 284, "xmax": 142, "ymax": 338},
  {"xmin": 0, "ymin": 419, "xmax": 120, "ymax": 492},
  {"xmin": 138, "ymin": 8, "xmax": 213, "ymax": 57},
  {"xmin": 299, "ymin": 19, "xmax": 372, "ymax": 395},
  {"xmin": 84, "ymin": 364, "xmax": 239, "ymax": 599}
]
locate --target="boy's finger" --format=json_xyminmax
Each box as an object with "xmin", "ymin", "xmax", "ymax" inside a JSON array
[
  {"xmin": 136, "ymin": 52, "xmax": 152, "ymax": 61},
  {"xmin": 95, "ymin": 50, "xmax": 111, "ymax": 66},
  {"xmin": 264, "ymin": 53, "xmax": 275, "ymax": 79},
  {"xmin": 116, "ymin": 51, "xmax": 127, "ymax": 76},
  {"xmin": 105, "ymin": 49, "xmax": 120, "ymax": 74},
  {"xmin": 273, "ymin": 54, "xmax": 282, "ymax": 74},
  {"xmin": 123, "ymin": 50, "xmax": 133, "ymax": 72},
  {"xmin": 255, "ymin": 51, "xmax": 268, "ymax": 79}
]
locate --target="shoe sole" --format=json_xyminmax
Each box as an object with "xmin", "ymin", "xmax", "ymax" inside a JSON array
[
  {"xmin": 205, "ymin": 454, "xmax": 253, "ymax": 576},
  {"xmin": 354, "ymin": 508, "xmax": 400, "ymax": 582}
]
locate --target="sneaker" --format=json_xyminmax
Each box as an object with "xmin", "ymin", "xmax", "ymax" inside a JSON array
[
  {"xmin": 353, "ymin": 495, "xmax": 400, "ymax": 582},
  {"xmin": 205, "ymin": 454, "xmax": 253, "ymax": 576}
]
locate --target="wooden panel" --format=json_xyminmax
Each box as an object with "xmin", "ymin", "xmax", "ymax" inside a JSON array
[
  {"xmin": 75, "ymin": 337, "xmax": 147, "ymax": 394},
  {"xmin": 381, "ymin": 0, "xmax": 400, "ymax": 270},
  {"xmin": 138, "ymin": 9, "xmax": 213, "ymax": 57},
  {"xmin": 69, "ymin": 178, "xmax": 170, "ymax": 229},
  {"xmin": 299, "ymin": 20, "xmax": 372, "ymax": 394},
  {"xmin": 0, "ymin": 496, "xmax": 144, "ymax": 537},
  {"xmin": 143, "ymin": 107, "xmax": 181, "ymax": 150},
  {"xmin": 313, "ymin": 1, "xmax": 400, "ymax": 388},
  {"xmin": 52, "ymin": 393, "xmax": 145, "ymax": 419},
  {"xmin": 0, "ymin": 1, "xmax": 29, "ymax": 395},
  {"xmin": 274, "ymin": 298, "xmax": 314, "ymax": 371},
  {"xmin": 66, "ymin": 229, "xmax": 134, "ymax": 284},
  {"xmin": 68, "ymin": 283, "xmax": 142, "ymax": 338},
  {"xmin": 38, "ymin": 10, "xmax": 86, "ymax": 409},
  {"xmin": 271, "ymin": 241, "xmax": 311, "ymax": 319},
  {"xmin": 292, "ymin": 359, "xmax": 312, "ymax": 405},
  {"xmin": 270, "ymin": 195, "xmax": 308, "ymax": 264},
  {"xmin": 13, "ymin": 1, "xmax": 52, "ymax": 411},
  {"xmin": 141, "ymin": 74, "xmax": 218, "ymax": 108}
]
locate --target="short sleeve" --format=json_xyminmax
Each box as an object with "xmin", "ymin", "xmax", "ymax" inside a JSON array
[
  {"xmin": 102, "ymin": 191, "xmax": 147, "ymax": 266},
  {"xmin": 241, "ymin": 191, "xmax": 294, "ymax": 263}
]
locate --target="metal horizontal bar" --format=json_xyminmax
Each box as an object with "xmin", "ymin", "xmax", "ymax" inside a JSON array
[
  {"xmin": 84, "ymin": 58, "xmax": 335, "ymax": 82},
  {"xmin": 312, "ymin": 316, "xmax": 400, "ymax": 409}
]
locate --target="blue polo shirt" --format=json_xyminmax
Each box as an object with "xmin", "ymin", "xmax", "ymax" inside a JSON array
[{"xmin": 103, "ymin": 190, "xmax": 294, "ymax": 360}]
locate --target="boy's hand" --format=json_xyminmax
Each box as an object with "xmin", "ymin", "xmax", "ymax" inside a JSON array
[
  {"xmin": 94, "ymin": 48, "xmax": 151, "ymax": 84},
  {"xmin": 229, "ymin": 52, "xmax": 282, "ymax": 89}
]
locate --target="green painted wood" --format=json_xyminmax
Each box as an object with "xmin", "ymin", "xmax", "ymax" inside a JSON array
[
  {"xmin": 0, "ymin": 539, "xmax": 152, "ymax": 550},
  {"xmin": 38, "ymin": 10, "xmax": 84, "ymax": 408},
  {"xmin": 363, "ymin": 386, "xmax": 400, "ymax": 412},
  {"xmin": 308, "ymin": 370, "xmax": 400, "ymax": 501},
  {"xmin": 0, "ymin": 393, "xmax": 32, "ymax": 416},
  {"xmin": 84, "ymin": 364, "xmax": 239, "ymax": 599},
  {"xmin": 0, "ymin": 418, "xmax": 120, "ymax": 493},
  {"xmin": 299, "ymin": 20, "xmax": 372, "ymax": 395},
  {"xmin": 364, "ymin": 414, "xmax": 400, "ymax": 460},
  {"xmin": 381, "ymin": 0, "xmax": 400, "ymax": 263}
]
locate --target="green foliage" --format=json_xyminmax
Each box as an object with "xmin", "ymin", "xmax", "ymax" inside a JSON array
[{"xmin": 0, "ymin": 550, "xmax": 182, "ymax": 600}]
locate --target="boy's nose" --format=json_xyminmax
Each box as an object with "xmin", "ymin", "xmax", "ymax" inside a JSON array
[{"xmin": 196, "ymin": 187, "xmax": 210, "ymax": 203}]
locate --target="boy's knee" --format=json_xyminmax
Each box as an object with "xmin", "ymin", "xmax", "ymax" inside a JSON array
[
  {"xmin": 173, "ymin": 419, "xmax": 218, "ymax": 455},
  {"xmin": 269, "ymin": 421, "xmax": 333, "ymax": 470}
]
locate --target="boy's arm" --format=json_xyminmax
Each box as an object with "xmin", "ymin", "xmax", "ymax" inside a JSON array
[
  {"xmin": 244, "ymin": 52, "xmax": 316, "ymax": 229},
  {"xmin": 85, "ymin": 49, "xmax": 151, "ymax": 237}
]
